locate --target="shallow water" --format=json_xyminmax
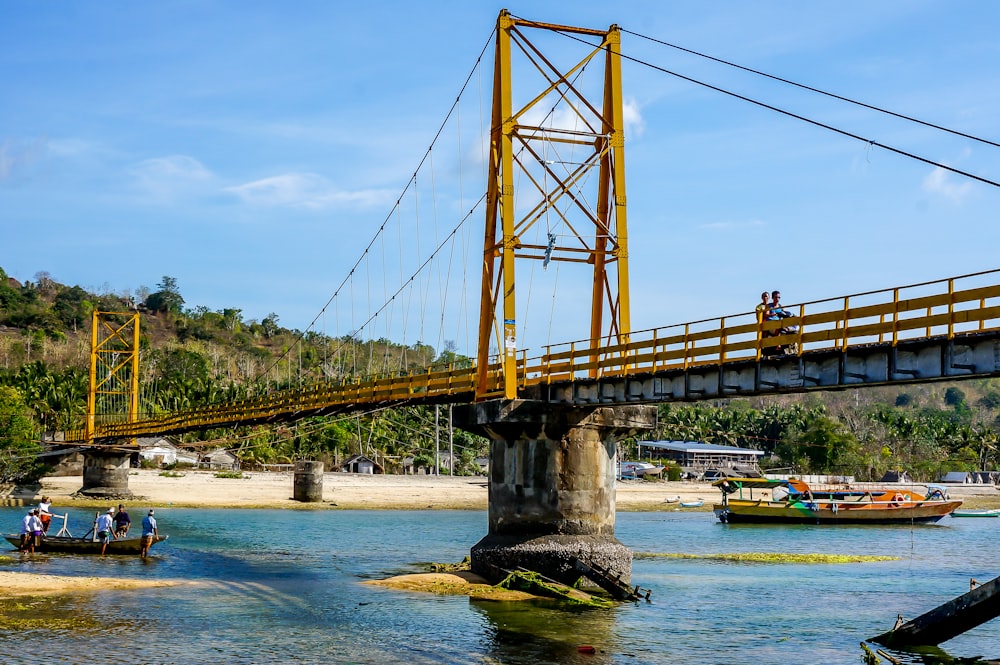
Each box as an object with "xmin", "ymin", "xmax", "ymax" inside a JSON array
[{"xmin": 1, "ymin": 506, "xmax": 999, "ymax": 664}]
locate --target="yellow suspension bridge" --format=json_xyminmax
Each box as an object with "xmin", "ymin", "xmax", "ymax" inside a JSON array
[{"xmin": 63, "ymin": 11, "xmax": 1000, "ymax": 445}]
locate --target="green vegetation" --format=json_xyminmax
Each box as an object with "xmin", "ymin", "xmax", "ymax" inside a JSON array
[
  {"xmin": 634, "ymin": 552, "xmax": 898, "ymax": 564},
  {"xmin": 0, "ymin": 266, "xmax": 487, "ymax": 479},
  {"xmin": 0, "ymin": 385, "xmax": 43, "ymax": 482},
  {"xmin": 1, "ymin": 264, "xmax": 999, "ymax": 483},
  {"xmin": 213, "ymin": 470, "xmax": 246, "ymax": 479},
  {"xmin": 496, "ymin": 570, "xmax": 614, "ymax": 608},
  {"xmin": 627, "ymin": 389, "xmax": 1000, "ymax": 482}
]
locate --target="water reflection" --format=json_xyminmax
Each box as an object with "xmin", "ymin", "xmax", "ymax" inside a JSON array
[{"xmin": 471, "ymin": 599, "xmax": 619, "ymax": 665}]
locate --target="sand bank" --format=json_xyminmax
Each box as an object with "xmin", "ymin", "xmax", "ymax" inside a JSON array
[{"xmin": 0, "ymin": 570, "xmax": 188, "ymax": 598}]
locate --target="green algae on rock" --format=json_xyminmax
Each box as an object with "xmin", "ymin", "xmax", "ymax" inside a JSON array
[{"xmin": 634, "ymin": 552, "xmax": 898, "ymax": 564}]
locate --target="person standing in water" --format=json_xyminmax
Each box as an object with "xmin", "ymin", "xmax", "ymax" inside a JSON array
[
  {"xmin": 96, "ymin": 508, "xmax": 115, "ymax": 555},
  {"xmin": 140, "ymin": 510, "xmax": 158, "ymax": 559},
  {"xmin": 38, "ymin": 496, "xmax": 53, "ymax": 534}
]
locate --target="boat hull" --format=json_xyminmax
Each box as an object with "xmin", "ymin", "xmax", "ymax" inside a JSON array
[
  {"xmin": 714, "ymin": 500, "xmax": 961, "ymax": 525},
  {"xmin": 950, "ymin": 509, "xmax": 1000, "ymax": 518},
  {"xmin": 4, "ymin": 534, "xmax": 168, "ymax": 554}
]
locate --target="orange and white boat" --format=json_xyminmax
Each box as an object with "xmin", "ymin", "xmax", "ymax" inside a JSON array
[{"xmin": 712, "ymin": 477, "xmax": 962, "ymax": 525}]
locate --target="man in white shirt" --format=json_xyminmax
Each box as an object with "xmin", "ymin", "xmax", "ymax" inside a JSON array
[
  {"xmin": 96, "ymin": 508, "xmax": 115, "ymax": 555},
  {"xmin": 19, "ymin": 509, "xmax": 36, "ymax": 552}
]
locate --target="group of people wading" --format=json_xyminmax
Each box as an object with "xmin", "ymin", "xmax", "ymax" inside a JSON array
[
  {"xmin": 17, "ymin": 500, "xmax": 160, "ymax": 558},
  {"xmin": 756, "ymin": 289, "xmax": 797, "ymax": 357}
]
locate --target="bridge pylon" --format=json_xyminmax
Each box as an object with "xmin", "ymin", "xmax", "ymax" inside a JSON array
[
  {"xmin": 476, "ymin": 10, "xmax": 632, "ymax": 401},
  {"xmin": 81, "ymin": 310, "xmax": 141, "ymax": 498}
]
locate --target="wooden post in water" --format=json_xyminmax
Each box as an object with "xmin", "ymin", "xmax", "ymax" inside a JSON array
[
  {"xmin": 293, "ymin": 461, "xmax": 324, "ymax": 502},
  {"xmin": 870, "ymin": 573, "xmax": 1000, "ymax": 647}
]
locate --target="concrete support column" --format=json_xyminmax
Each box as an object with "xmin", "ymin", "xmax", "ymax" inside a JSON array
[
  {"xmin": 80, "ymin": 449, "xmax": 134, "ymax": 498},
  {"xmin": 454, "ymin": 400, "xmax": 656, "ymax": 586},
  {"xmin": 293, "ymin": 460, "xmax": 324, "ymax": 502}
]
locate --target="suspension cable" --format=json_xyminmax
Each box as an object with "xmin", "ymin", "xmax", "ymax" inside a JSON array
[
  {"xmin": 549, "ymin": 28, "xmax": 1000, "ymax": 190},
  {"xmin": 620, "ymin": 27, "xmax": 1000, "ymax": 150}
]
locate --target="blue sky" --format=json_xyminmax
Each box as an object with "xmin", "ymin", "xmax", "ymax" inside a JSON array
[{"xmin": 4, "ymin": 1, "xmax": 999, "ymax": 359}]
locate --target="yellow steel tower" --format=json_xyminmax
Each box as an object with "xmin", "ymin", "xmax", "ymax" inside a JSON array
[
  {"xmin": 476, "ymin": 10, "xmax": 632, "ymax": 400},
  {"xmin": 86, "ymin": 311, "xmax": 141, "ymax": 442}
]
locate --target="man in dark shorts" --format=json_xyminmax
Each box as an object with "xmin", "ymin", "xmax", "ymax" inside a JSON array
[
  {"xmin": 140, "ymin": 510, "xmax": 158, "ymax": 559},
  {"xmin": 113, "ymin": 505, "xmax": 131, "ymax": 537}
]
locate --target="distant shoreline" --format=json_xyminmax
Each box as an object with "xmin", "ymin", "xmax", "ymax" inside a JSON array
[{"xmin": 4, "ymin": 469, "xmax": 999, "ymax": 511}]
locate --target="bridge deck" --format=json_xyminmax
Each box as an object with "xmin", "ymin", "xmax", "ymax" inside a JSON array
[{"xmin": 68, "ymin": 270, "xmax": 1000, "ymax": 442}]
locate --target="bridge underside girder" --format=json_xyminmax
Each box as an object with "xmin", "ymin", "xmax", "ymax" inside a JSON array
[{"xmin": 531, "ymin": 332, "xmax": 1000, "ymax": 405}]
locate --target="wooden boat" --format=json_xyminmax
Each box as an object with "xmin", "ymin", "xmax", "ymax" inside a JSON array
[
  {"xmin": 950, "ymin": 508, "xmax": 1000, "ymax": 518},
  {"xmin": 4, "ymin": 533, "xmax": 168, "ymax": 554},
  {"xmin": 4, "ymin": 512, "xmax": 167, "ymax": 554},
  {"xmin": 619, "ymin": 461, "xmax": 664, "ymax": 479},
  {"xmin": 679, "ymin": 500, "xmax": 704, "ymax": 508},
  {"xmin": 712, "ymin": 477, "xmax": 962, "ymax": 524}
]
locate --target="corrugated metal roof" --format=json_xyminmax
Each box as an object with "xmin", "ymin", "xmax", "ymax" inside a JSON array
[{"xmin": 638, "ymin": 440, "xmax": 764, "ymax": 456}]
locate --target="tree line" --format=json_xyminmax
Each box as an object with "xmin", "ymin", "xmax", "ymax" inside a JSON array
[{"xmin": 1, "ymin": 266, "xmax": 998, "ymax": 484}]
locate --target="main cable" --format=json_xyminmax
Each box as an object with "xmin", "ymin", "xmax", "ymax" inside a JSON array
[
  {"xmin": 621, "ymin": 27, "xmax": 1000, "ymax": 150},
  {"xmin": 550, "ymin": 28, "xmax": 1000, "ymax": 190}
]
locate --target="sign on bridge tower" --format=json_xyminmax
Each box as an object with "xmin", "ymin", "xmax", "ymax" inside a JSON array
[{"xmin": 476, "ymin": 10, "xmax": 632, "ymax": 400}]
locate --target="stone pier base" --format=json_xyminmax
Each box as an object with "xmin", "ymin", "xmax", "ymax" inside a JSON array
[
  {"xmin": 471, "ymin": 533, "xmax": 633, "ymax": 587},
  {"xmin": 80, "ymin": 449, "xmax": 134, "ymax": 499},
  {"xmin": 454, "ymin": 400, "xmax": 656, "ymax": 586}
]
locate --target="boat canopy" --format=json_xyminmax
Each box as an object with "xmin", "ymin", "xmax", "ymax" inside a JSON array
[{"xmin": 712, "ymin": 477, "xmax": 810, "ymax": 494}]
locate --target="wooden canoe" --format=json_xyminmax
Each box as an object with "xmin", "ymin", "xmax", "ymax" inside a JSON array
[{"xmin": 4, "ymin": 534, "xmax": 168, "ymax": 554}]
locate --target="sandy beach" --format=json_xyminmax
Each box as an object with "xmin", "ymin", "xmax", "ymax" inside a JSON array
[
  {"xmin": 7, "ymin": 469, "xmax": 723, "ymax": 511},
  {"xmin": 5, "ymin": 469, "xmax": 999, "ymax": 512}
]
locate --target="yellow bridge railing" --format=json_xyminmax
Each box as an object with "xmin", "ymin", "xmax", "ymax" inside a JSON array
[
  {"xmin": 70, "ymin": 269, "xmax": 1000, "ymax": 442},
  {"xmin": 518, "ymin": 268, "xmax": 1000, "ymax": 388}
]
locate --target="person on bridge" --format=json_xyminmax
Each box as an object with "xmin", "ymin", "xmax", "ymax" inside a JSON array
[
  {"xmin": 114, "ymin": 504, "xmax": 131, "ymax": 538},
  {"xmin": 96, "ymin": 508, "xmax": 115, "ymax": 555},
  {"xmin": 770, "ymin": 290, "xmax": 790, "ymax": 320},
  {"xmin": 140, "ymin": 510, "xmax": 158, "ymax": 559},
  {"xmin": 755, "ymin": 291, "xmax": 771, "ymax": 323}
]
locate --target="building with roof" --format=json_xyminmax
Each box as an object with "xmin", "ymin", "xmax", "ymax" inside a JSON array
[
  {"xmin": 340, "ymin": 454, "xmax": 384, "ymax": 474},
  {"xmin": 637, "ymin": 440, "xmax": 764, "ymax": 478}
]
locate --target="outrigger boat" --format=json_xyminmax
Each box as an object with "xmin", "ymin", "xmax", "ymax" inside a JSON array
[
  {"xmin": 950, "ymin": 508, "xmax": 1000, "ymax": 518},
  {"xmin": 4, "ymin": 513, "xmax": 168, "ymax": 555},
  {"xmin": 712, "ymin": 477, "xmax": 962, "ymax": 525}
]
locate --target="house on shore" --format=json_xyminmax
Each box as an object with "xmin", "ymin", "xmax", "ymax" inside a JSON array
[
  {"xmin": 136, "ymin": 437, "xmax": 197, "ymax": 467},
  {"xmin": 340, "ymin": 454, "xmax": 383, "ymax": 474},
  {"xmin": 637, "ymin": 440, "xmax": 764, "ymax": 478}
]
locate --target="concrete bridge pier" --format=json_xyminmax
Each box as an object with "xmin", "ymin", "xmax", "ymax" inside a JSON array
[
  {"xmin": 454, "ymin": 400, "xmax": 656, "ymax": 587},
  {"xmin": 80, "ymin": 449, "xmax": 134, "ymax": 499},
  {"xmin": 293, "ymin": 461, "xmax": 325, "ymax": 502}
]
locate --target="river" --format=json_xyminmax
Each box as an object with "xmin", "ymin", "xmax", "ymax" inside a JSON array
[{"xmin": 1, "ymin": 506, "xmax": 998, "ymax": 664}]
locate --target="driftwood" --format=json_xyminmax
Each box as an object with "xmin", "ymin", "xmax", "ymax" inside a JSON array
[{"xmin": 870, "ymin": 574, "xmax": 1000, "ymax": 647}]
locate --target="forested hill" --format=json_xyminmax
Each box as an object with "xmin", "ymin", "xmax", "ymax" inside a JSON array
[
  {"xmin": 0, "ymin": 267, "xmax": 482, "ymax": 481},
  {"xmin": 1, "ymin": 266, "xmax": 999, "ymax": 485}
]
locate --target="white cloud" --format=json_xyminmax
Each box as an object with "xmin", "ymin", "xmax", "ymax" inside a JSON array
[
  {"xmin": 129, "ymin": 155, "xmax": 215, "ymax": 200},
  {"xmin": 623, "ymin": 97, "xmax": 644, "ymax": 139},
  {"xmin": 225, "ymin": 173, "xmax": 392, "ymax": 210},
  {"xmin": 0, "ymin": 138, "xmax": 47, "ymax": 183},
  {"xmin": 922, "ymin": 165, "xmax": 974, "ymax": 203}
]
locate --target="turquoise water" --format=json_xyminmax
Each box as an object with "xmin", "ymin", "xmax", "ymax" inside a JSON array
[{"xmin": 2, "ymin": 507, "xmax": 999, "ymax": 664}]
